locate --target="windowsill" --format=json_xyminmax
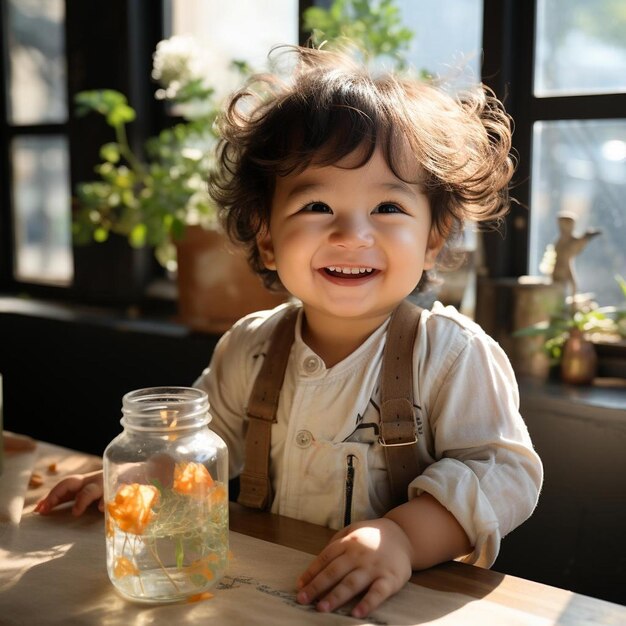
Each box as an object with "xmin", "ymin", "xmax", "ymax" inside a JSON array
[
  {"xmin": 0, "ymin": 289, "xmax": 212, "ymax": 338},
  {"xmin": 518, "ymin": 376, "xmax": 626, "ymax": 424}
]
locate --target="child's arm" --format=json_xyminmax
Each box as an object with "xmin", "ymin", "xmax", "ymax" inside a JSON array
[
  {"xmin": 296, "ymin": 493, "xmax": 470, "ymax": 618},
  {"xmin": 34, "ymin": 470, "xmax": 104, "ymax": 516}
]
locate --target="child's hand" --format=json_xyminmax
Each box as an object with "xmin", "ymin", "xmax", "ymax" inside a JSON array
[
  {"xmin": 34, "ymin": 470, "xmax": 104, "ymax": 516},
  {"xmin": 296, "ymin": 518, "xmax": 413, "ymax": 618}
]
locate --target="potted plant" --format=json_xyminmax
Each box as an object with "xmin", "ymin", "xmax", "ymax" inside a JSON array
[
  {"xmin": 513, "ymin": 278, "xmax": 626, "ymax": 384},
  {"xmin": 72, "ymin": 35, "xmax": 287, "ymax": 332}
]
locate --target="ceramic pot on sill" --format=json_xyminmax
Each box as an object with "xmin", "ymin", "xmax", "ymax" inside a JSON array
[
  {"xmin": 175, "ymin": 225, "xmax": 289, "ymax": 334},
  {"xmin": 560, "ymin": 327, "xmax": 597, "ymax": 385}
]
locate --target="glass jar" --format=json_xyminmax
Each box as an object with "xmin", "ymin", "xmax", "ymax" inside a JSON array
[{"xmin": 103, "ymin": 386, "xmax": 228, "ymax": 603}]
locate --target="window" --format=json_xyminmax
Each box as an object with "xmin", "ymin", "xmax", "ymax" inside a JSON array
[
  {"xmin": 482, "ymin": 0, "xmax": 626, "ymax": 308},
  {"xmin": 0, "ymin": 0, "xmax": 164, "ymax": 299},
  {"xmin": 528, "ymin": 0, "xmax": 626, "ymax": 306},
  {"xmin": 167, "ymin": 0, "xmax": 299, "ymax": 73},
  {"xmin": 2, "ymin": 0, "xmax": 72, "ymax": 286},
  {"xmin": 398, "ymin": 0, "xmax": 483, "ymax": 92}
]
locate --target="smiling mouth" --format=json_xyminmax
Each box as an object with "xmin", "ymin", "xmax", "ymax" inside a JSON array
[{"xmin": 321, "ymin": 266, "xmax": 379, "ymax": 279}]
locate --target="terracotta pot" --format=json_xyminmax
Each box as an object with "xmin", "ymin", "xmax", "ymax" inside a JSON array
[
  {"xmin": 175, "ymin": 225, "xmax": 288, "ymax": 334},
  {"xmin": 560, "ymin": 328, "xmax": 597, "ymax": 385}
]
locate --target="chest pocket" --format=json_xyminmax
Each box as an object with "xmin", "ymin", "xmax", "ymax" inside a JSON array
[{"xmin": 296, "ymin": 438, "xmax": 392, "ymax": 530}]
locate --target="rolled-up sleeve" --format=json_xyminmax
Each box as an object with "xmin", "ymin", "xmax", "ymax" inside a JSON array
[{"xmin": 409, "ymin": 309, "xmax": 543, "ymax": 568}]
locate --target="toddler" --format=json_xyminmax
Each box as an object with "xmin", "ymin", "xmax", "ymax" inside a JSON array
[{"xmin": 37, "ymin": 45, "xmax": 543, "ymax": 618}]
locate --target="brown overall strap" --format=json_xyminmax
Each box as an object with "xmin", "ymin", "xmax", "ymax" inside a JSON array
[
  {"xmin": 237, "ymin": 305, "xmax": 299, "ymax": 509},
  {"xmin": 379, "ymin": 299, "xmax": 423, "ymax": 506}
]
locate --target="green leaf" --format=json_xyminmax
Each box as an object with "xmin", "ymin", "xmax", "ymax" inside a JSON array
[
  {"xmin": 176, "ymin": 538, "xmax": 184, "ymax": 569},
  {"xmin": 93, "ymin": 227, "xmax": 109, "ymax": 243},
  {"xmin": 106, "ymin": 103, "xmax": 136, "ymax": 127},
  {"xmin": 170, "ymin": 217, "xmax": 186, "ymax": 241},
  {"xmin": 100, "ymin": 142, "xmax": 121, "ymax": 163},
  {"xmin": 129, "ymin": 223, "xmax": 147, "ymax": 247},
  {"xmin": 512, "ymin": 321, "xmax": 551, "ymax": 337},
  {"xmin": 74, "ymin": 90, "xmax": 129, "ymax": 120}
]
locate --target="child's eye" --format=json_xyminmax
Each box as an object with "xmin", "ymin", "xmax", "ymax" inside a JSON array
[
  {"xmin": 373, "ymin": 203, "xmax": 404, "ymax": 214},
  {"xmin": 300, "ymin": 201, "xmax": 332, "ymax": 213}
]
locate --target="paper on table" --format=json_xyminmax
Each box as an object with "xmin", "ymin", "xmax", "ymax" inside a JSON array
[{"xmin": 0, "ymin": 442, "xmax": 37, "ymax": 524}]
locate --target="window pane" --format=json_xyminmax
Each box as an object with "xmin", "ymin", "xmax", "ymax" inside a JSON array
[
  {"xmin": 399, "ymin": 0, "xmax": 483, "ymax": 92},
  {"xmin": 12, "ymin": 136, "xmax": 73, "ymax": 285},
  {"xmin": 535, "ymin": 0, "xmax": 626, "ymax": 96},
  {"xmin": 169, "ymin": 0, "xmax": 299, "ymax": 78},
  {"xmin": 5, "ymin": 0, "xmax": 67, "ymax": 125},
  {"xmin": 529, "ymin": 120, "xmax": 626, "ymax": 306}
]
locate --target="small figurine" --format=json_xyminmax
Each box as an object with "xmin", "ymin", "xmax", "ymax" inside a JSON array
[{"xmin": 550, "ymin": 212, "xmax": 601, "ymax": 298}]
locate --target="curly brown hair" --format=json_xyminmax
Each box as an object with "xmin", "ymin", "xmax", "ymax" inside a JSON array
[{"xmin": 210, "ymin": 45, "xmax": 515, "ymax": 291}]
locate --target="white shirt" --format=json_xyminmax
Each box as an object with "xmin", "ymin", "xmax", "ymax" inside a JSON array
[{"xmin": 195, "ymin": 301, "xmax": 543, "ymax": 567}]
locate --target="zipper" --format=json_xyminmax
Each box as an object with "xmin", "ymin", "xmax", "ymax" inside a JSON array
[{"xmin": 343, "ymin": 454, "xmax": 356, "ymax": 527}]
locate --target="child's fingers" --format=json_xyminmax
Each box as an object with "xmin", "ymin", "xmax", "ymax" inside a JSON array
[
  {"xmin": 296, "ymin": 541, "xmax": 345, "ymax": 594},
  {"xmin": 34, "ymin": 476, "xmax": 86, "ymax": 514},
  {"xmin": 297, "ymin": 554, "xmax": 354, "ymax": 607},
  {"xmin": 72, "ymin": 482, "xmax": 104, "ymax": 516},
  {"xmin": 316, "ymin": 568, "xmax": 372, "ymax": 614},
  {"xmin": 351, "ymin": 576, "xmax": 395, "ymax": 618}
]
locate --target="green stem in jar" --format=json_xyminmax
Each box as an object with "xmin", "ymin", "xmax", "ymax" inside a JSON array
[
  {"xmin": 146, "ymin": 539, "xmax": 181, "ymax": 592},
  {"xmin": 176, "ymin": 537, "xmax": 185, "ymax": 569},
  {"xmin": 132, "ymin": 535, "xmax": 146, "ymax": 596}
]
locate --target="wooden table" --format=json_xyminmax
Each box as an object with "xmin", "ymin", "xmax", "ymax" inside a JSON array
[
  {"xmin": 1, "ymin": 438, "xmax": 625, "ymax": 625},
  {"xmin": 230, "ymin": 502, "xmax": 626, "ymax": 625}
]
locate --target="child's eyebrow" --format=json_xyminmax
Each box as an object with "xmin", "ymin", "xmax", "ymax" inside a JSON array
[
  {"xmin": 283, "ymin": 180, "xmax": 420, "ymax": 200},
  {"xmin": 380, "ymin": 180, "xmax": 424, "ymax": 198},
  {"xmin": 283, "ymin": 182, "xmax": 324, "ymax": 201}
]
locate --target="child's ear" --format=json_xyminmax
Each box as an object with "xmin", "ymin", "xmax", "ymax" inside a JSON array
[
  {"xmin": 424, "ymin": 227, "xmax": 445, "ymax": 270},
  {"xmin": 256, "ymin": 228, "xmax": 277, "ymax": 270}
]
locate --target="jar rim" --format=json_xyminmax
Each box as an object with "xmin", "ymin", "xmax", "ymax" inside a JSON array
[{"xmin": 121, "ymin": 386, "xmax": 210, "ymax": 432}]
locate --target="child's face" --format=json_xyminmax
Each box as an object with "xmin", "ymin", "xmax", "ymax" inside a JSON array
[{"xmin": 258, "ymin": 146, "xmax": 443, "ymax": 324}]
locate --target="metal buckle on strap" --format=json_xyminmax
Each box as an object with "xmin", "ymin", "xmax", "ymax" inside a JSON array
[{"xmin": 379, "ymin": 398, "xmax": 417, "ymax": 447}]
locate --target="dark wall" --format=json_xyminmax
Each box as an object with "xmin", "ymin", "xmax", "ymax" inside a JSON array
[
  {"xmin": 0, "ymin": 304, "xmax": 219, "ymax": 456},
  {"xmin": 494, "ymin": 383, "xmax": 626, "ymax": 606}
]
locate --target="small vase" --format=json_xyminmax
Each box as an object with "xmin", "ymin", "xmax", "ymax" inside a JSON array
[{"xmin": 560, "ymin": 328, "xmax": 597, "ymax": 385}]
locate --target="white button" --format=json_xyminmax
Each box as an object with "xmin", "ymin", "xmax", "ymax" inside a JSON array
[
  {"xmin": 295, "ymin": 430, "xmax": 313, "ymax": 448},
  {"xmin": 303, "ymin": 356, "xmax": 322, "ymax": 374}
]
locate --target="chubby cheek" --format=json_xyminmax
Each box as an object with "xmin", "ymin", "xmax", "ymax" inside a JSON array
[
  {"xmin": 272, "ymin": 232, "xmax": 317, "ymax": 286},
  {"xmin": 389, "ymin": 229, "xmax": 432, "ymax": 274}
]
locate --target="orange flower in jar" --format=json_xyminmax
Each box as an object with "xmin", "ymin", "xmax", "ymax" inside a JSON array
[
  {"xmin": 107, "ymin": 483, "xmax": 159, "ymax": 535},
  {"xmin": 185, "ymin": 556, "xmax": 215, "ymax": 581},
  {"xmin": 113, "ymin": 556, "xmax": 139, "ymax": 579},
  {"xmin": 207, "ymin": 483, "xmax": 227, "ymax": 507},
  {"xmin": 172, "ymin": 462, "xmax": 214, "ymax": 498}
]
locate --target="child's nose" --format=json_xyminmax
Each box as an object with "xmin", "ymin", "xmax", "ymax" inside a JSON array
[{"xmin": 328, "ymin": 214, "xmax": 374, "ymax": 248}]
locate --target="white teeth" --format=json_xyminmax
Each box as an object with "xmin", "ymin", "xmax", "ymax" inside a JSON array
[{"xmin": 326, "ymin": 266, "xmax": 373, "ymax": 274}]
